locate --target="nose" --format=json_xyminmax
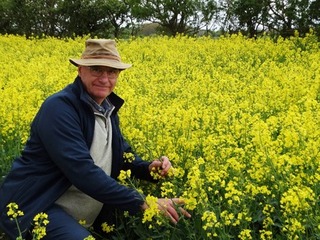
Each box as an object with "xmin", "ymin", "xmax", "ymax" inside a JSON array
[{"xmin": 98, "ymin": 72, "xmax": 112, "ymax": 82}]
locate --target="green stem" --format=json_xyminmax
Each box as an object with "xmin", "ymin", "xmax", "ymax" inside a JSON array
[{"xmin": 14, "ymin": 217, "xmax": 23, "ymax": 240}]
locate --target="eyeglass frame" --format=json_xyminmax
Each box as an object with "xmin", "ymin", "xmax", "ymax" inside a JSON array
[{"xmin": 86, "ymin": 66, "xmax": 121, "ymax": 78}]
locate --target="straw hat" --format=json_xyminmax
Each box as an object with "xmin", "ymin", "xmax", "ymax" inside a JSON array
[{"xmin": 69, "ymin": 39, "xmax": 132, "ymax": 70}]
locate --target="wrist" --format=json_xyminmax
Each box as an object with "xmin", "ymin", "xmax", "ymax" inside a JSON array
[{"xmin": 141, "ymin": 202, "xmax": 148, "ymax": 210}]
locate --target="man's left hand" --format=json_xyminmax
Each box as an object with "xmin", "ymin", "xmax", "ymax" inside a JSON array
[{"xmin": 149, "ymin": 156, "xmax": 172, "ymax": 176}]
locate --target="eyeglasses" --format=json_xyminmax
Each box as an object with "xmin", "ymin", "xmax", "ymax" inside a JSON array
[{"xmin": 87, "ymin": 66, "xmax": 120, "ymax": 78}]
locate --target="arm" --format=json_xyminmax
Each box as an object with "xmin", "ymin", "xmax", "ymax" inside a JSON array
[
  {"xmin": 121, "ymin": 138, "xmax": 173, "ymax": 181},
  {"xmin": 121, "ymin": 139, "xmax": 155, "ymax": 181},
  {"xmin": 141, "ymin": 198, "xmax": 191, "ymax": 224},
  {"xmin": 35, "ymin": 96, "xmax": 144, "ymax": 214}
]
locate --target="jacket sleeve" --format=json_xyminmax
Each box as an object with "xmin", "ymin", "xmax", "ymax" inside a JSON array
[
  {"xmin": 121, "ymin": 139, "xmax": 156, "ymax": 182},
  {"xmin": 34, "ymin": 95, "xmax": 144, "ymax": 215}
]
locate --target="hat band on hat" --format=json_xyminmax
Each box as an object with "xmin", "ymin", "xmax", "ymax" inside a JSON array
[{"xmin": 82, "ymin": 55, "xmax": 120, "ymax": 61}]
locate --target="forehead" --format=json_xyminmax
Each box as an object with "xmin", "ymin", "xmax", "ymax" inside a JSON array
[{"xmin": 90, "ymin": 65, "xmax": 119, "ymax": 70}]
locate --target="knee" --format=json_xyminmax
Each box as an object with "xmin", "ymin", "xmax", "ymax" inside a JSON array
[{"xmin": 44, "ymin": 227, "xmax": 92, "ymax": 240}]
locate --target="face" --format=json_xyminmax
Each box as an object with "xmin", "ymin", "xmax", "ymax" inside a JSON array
[{"xmin": 78, "ymin": 66, "xmax": 120, "ymax": 104}]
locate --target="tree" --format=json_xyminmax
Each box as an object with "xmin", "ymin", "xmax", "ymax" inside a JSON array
[
  {"xmin": 309, "ymin": 0, "xmax": 320, "ymax": 21},
  {"xmin": 220, "ymin": 0, "xmax": 319, "ymax": 37},
  {"xmin": 28, "ymin": 0, "xmax": 62, "ymax": 36},
  {"xmin": 200, "ymin": 0, "xmax": 219, "ymax": 34},
  {"xmin": 5, "ymin": 0, "xmax": 35, "ymax": 36},
  {"xmin": 131, "ymin": 0, "xmax": 212, "ymax": 36},
  {"xmin": 231, "ymin": 0, "xmax": 270, "ymax": 37},
  {"xmin": 0, "ymin": 0, "xmax": 318, "ymax": 38},
  {"xmin": 97, "ymin": 0, "xmax": 132, "ymax": 38},
  {"xmin": 0, "ymin": 0, "xmax": 13, "ymax": 34},
  {"xmin": 267, "ymin": 0, "xmax": 314, "ymax": 37},
  {"xmin": 309, "ymin": 0, "xmax": 320, "ymax": 34},
  {"xmin": 0, "ymin": 0, "xmax": 63, "ymax": 37},
  {"xmin": 58, "ymin": 0, "xmax": 107, "ymax": 37}
]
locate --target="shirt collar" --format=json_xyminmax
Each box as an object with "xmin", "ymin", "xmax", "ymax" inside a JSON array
[{"xmin": 84, "ymin": 92, "xmax": 115, "ymax": 117}]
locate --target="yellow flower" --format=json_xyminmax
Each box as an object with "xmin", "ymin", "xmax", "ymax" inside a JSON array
[
  {"xmin": 101, "ymin": 222, "xmax": 115, "ymax": 233},
  {"xmin": 201, "ymin": 211, "xmax": 219, "ymax": 230},
  {"xmin": 6, "ymin": 203, "xmax": 24, "ymax": 219},
  {"xmin": 150, "ymin": 166, "xmax": 163, "ymax": 180},
  {"xmin": 238, "ymin": 229, "xmax": 252, "ymax": 240},
  {"xmin": 259, "ymin": 230, "xmax": 273, "ymax": 240},
  {"xmin": 160, "ymin": 182, "xmax": 176, "ymax": 197},
  {"xmin": 83, "ymin": 235, "xmax": 95, "ymax": 240},
  {"xmin": 32, "ymin": 212, "xmax": 49, "ymax": 240},
  {"xmin": 280, "ymin": 185, "xmax": 315, "ymax": 215},
  {"xmin": 117, "ymin": 169, "xmax": 131, "ymax": 185},
  {"xmin": 123, "ymin": 152, "xmax": 135, "ymax": 163},
  {"xmin": 221, "ymin": 210, "xmax": 235, "ymax": 226},
  {"xmin": 2, "ymin": 33, "xmax": 320, "ymax": 240},
  {"xmin": 142, "ymin": 195, "xmax": 160, "ymax": 223},
  {"xmin": 79, "ymin": 219, "xmax": 86, "ymax": 226}
]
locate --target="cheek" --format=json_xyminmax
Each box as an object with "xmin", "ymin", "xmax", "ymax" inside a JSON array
[
  {"xmin": 112, "ymin": 79, "xmax": 118, "ymax": 86},
  {"xmin": 79, "ymin": 76, "xmax": 92, "ymax": 92},
  {"xmin": 78, "ymin": 72, "xmax": 87, "ymax": 81}
]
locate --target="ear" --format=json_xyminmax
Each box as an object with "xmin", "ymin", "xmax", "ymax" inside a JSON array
[{"xmin": 77, "ymin": 66, "xmax": 82, "ymax": 76}]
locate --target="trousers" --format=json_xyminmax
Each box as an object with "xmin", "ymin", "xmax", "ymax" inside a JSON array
[
  {"xmin": 41, "ymin": 204, "xmax": 91, "ymax": 240},
  {"xmin": 33, "ymin": 204, "xmax": 116, "ymax": 240}
]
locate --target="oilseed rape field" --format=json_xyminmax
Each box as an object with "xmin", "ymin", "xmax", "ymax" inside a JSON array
[{"xmin": 0, "ymin": 33, "xmax": 320, "ymax": 239}]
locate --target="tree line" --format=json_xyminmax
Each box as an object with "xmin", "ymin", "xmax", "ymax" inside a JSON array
[{"xmin": 0, "ymin": 0, "xmax": 319, "ymax": 39}]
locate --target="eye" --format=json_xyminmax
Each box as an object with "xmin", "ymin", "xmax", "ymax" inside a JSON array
[
  {"xmin": 92, "ymin": 66, "xmax": 103, "ymax": 73},
  {"xmin": 111, "ymin": 69, "xmax": 120, "ymax": 74}
]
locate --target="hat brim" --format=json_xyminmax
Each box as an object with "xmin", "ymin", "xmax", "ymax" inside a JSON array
[{"xmin": 69, "ymin": 58, "xmax": 132, "ymax": 70}]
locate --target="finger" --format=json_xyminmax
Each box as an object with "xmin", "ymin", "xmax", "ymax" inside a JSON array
[
  {"xmin": 149, "ymin": 160, "xmax": 161, "ymax": 172},
  {"xmin": 153, "ymin": 160, "xmax": 162, "ymax": 168},
  {"xmin": 160, "ymin": 167, "xmax": 169, "ymax": 176},
  {"xmin": 165, "ymin": 211, "xmax": 178, "ymax": 224},
  {"xmin": 166, "ymin": 205, "xmax": 179, "ymax": 223},
  {"xmin": 158, "ymin": 201, "xmax": 178, "ymax": 224},
  {"xmin": 162, "ymin": 160, "xmax": 171, "ymax": 170},
  {"xmin": 178, "ymin": 207, "xmax": 192, "ymax": 218},
  {"xmin": 171, "ymin": 198, "xmax": 185, "ymax": 205},
  {"xmin": 166, "ymin": 201, "xmax": 191, "ymax": 222},
  {"xmin": 158, "ymin": 199, "xmax": 191, "ymax": 224},
  {"xmin": 160, "ymin": 156, "xmax": 170, "ymax": 167},
  {"xmin": 160, "ymin": 157, "xmax": 171, "ymax": 175}
]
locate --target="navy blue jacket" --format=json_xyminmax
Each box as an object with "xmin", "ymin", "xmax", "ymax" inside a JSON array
[{"xmin": 0, "ymin": 77, "xmax": 153, "ymax": 239}]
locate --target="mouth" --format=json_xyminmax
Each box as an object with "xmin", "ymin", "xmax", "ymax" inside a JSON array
[{"xmin": 94, "ymin": 85, "xmax": 110, "ymax": 89}]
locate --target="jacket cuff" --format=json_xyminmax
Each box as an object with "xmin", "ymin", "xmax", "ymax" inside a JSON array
[{"xmin": 128, "ymin": 191, "xmax": 145, "ymax": 215}]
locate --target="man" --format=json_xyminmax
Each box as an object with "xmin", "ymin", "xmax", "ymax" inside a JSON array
[{"xmin": 0, "ymin": 39, "xmax": 190, "ymax": 239}]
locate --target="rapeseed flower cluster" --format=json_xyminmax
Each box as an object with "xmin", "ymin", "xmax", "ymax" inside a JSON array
[
  {"xmin": 238, "ymin": 229, "xmax": 252, "ymax": 240},
  {"xmin": 6, "ymin": 203, "xmax": 24, "ymax": 239},
  {"xmin": 117, "ymin": 169, "xmax": 131, "ymax": 186},
  {"xmin": 201, "ymin": 210, "xmax": 220, "ymax": 237},
  {"xmin": 149, "ymin": 166, "xmax": 164, "ymax": 180},
  {"xmin": 6, "ymin": 203, "xmax": 49, "ymax": 239},
  {"xmin": 101, "ymin": 222, "xmax": 115, "ymax": 233},
  {"xmin": 32, "ymin": 213, "xmax": 49, "ymax": 240},
  {"xmin": 83, "ymin": 235, "xmax": 95, "ymax": 240},
  {"xmin": 1, "ymin": 32, "xmax": 320, "ymax": 239},
  {"xmin": 123, "ymin": 151, "xmax": 135, "ymax": 163},
  {"xmin": 142, "ymin": 195, "xmax": 160, "ymax": 226},
  {"xmin": 7, "ymin": 202, "xmax": 24, "ymax": 220}
]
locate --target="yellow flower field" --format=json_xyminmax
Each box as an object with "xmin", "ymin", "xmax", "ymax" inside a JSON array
[{"xmin": 0, "ymin": 33, "xmax": 320, "ymax": 239}]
